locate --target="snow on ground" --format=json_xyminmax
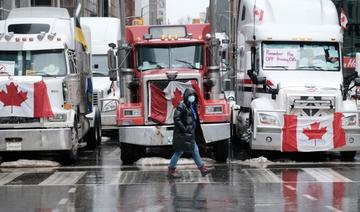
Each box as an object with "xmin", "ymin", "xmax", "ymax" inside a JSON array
[
  {"xmin": 232, "ymin": 156, "xmax": 273, "ymax": 168},
  {"xmin": 0, "ymin": 159, "xmax": 60, "ymax": 168},
  {"xmin": 134, "ymin": 157, "xmax": 215, "ymax": 166}
]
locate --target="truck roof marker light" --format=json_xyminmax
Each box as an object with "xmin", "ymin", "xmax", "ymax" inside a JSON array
[
  {"xmin": 307, "ymin": 38, "xmax": 312, "ymax": 41},
  {"xmin": 47, "ymin": 32, "xmax": 56, "ymax": 41},
  {"xmin": 15, "ymin": 37, "xmax": 20, "ymax": 42},
  {"xmin": 174, "ymin": 35, "xmax": 178, "ymax": 40},
  {"xmin": 198, "ymin": 35, "xmax": 202, "ymax": 40},
  {"xmin": 161, "ymin": 35, "xmax": 166, "ymax": 40},
  {"xmin": 57, "ymin": 37, "xmax": 61, "ymax": 41},
  {"xmin": 331, "ymin": 38, "xmax": 336, "ymax": 41},
  {"xmin": 5, "ymin": 32, "xmax": 14, "ymax": 41},
  {"xmin": 187, "ymin": 33, "xmax": 193, "ymax": 39},
  {"xmin": 29, "ymin": 37, "xmax": 34, "ymax": 42},
  {"xmin": 22, "ymin": 37, "xmax": 27, "ymax": 42},
  {"xmin": 300, "ymin": 37, "xmax": 305, "ymax": 41},
  {"xmin": 37, "ymin": 32, "xmax": 46, "ymax": 41},
  {"xmin": 267, "ymin": 37, "xmax": 272, "ymax": 40},
  {"xmin": 291, "ymin": 37, "xmax": 298, "ymax": 41},
  {"xmin": 63, "ymin": 103, "xmax": 72, "ymax": 110}
]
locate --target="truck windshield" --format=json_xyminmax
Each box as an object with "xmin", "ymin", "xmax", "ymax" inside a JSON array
[
  {"xmin": 0, "ymin": 49, "xmax": 66, "ymax": 76},
  {"xmin": 92, "ymin": 55, "xmax": 108, "ymax": 76},
  {"xmin": 262, "ymin": 42, "xmax": 340, "ymax": 71},
  {"xmin": 137, "ymin": 44, "xmax": 203, "ymax": 71}
]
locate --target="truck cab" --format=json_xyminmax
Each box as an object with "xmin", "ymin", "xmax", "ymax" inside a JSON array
[{"xmin": 234, "ymin": 0, "xmax": 360, "ymax": 160}]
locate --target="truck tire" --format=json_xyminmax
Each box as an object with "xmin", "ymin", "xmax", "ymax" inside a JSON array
[
  {"xmin": 62, "ymin": 126, "xmax": 79, "ymax": 165},
  {"xmin": 120, "ymin": 143, "xmax": 145, "ymax": 165},
  {"xmin": 340, "ymin": 151, "xmax": 357, "ymax": 161},
  {"xmin": 213, "ymin": 140, "xmax": 229, "ymax": 163},
  {"xmin": 85, "ymin": 107, "xmax": 102, "ymax": 149}
]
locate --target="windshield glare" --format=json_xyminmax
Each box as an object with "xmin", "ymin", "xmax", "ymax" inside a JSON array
[
  {"xmin": 137, "ymin": 45, "xmax": 203, "ymax": 71},
  {"xmin": 0, "ymin": 49, "xmax": 66, "ymax": 76},
  {"xmin": 92, "ymin": 55, "xmax": 108, "ymax": 76},
  {"xmin": 263, "ymin": 42, "xmax": 340, "ymax": 71}
]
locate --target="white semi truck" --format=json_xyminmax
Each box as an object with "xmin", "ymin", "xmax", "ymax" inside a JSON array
[
  {"xmin": 80, "ymin": 17, "xmax": 121, "ymax": 135},
  {"xmin": 231, "ymin": 0, "xmax": 360, "ymax": 160},
  {"xmin": 0, "ymin": 7, "xmax": 100, "ymax": 163}
]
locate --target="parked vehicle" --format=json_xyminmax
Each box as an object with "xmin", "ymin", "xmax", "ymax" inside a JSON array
[
  {"xmin": 0, "ymin": 7, "xmax": 100, "ymax": 163},
  {"xmin": 230, "ymin": 0, "xmax": 360, "ymax": 160}
]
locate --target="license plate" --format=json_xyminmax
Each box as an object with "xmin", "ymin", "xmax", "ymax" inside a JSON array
[{"xmin": 5, "ymin": 138, "xmax": 22, "ymax": 151}]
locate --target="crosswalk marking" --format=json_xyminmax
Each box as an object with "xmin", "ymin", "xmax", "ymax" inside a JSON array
[
  {"xmin": 39, "ymin": 171, "xmax": 86, "ymax": 186},
  {"xmin": 244, "ymin": 169, "xmax": 282, "ymax": 183},
  {"xmin": 0, "ymin": 172, "xmax": 23, "ymax": 185},
  {"xmin": 302, "ymin": 168, "xmax": 352, "ymax": 182}
]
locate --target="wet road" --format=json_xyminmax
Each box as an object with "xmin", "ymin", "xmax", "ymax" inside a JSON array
[{"xmin": 0, "ymin": 138, "xmax": 360, "ymax": 211}]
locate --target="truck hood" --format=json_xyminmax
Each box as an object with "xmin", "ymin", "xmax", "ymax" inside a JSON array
[{"xmin": 262, "ymin": 71, "xmax": 343, "ymax": 90}]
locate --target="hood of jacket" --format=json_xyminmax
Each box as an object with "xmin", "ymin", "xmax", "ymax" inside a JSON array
[{"xmin": 183, "ymin": 88, "xmax": 198, "ymax": 107}]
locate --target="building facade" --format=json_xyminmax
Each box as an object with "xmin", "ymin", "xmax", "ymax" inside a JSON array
[
  {"xmin": 0, "ymin": 0, "xmax": 135, "ymax": 20},
  {"xmin": 135, "ymin": 0, "xmax": 165, "ymax": 25}
]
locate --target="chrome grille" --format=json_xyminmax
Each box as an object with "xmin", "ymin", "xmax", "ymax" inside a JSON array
[
  {"xmin": 93, "ymin": 91, "xmax": 99, "ymax": 106},
  {"xmin": 0, "ymin": 117, "xmax": 40, "ymax": 124},
  {"xmin": 289, "ymin": 96, "xmax": 335, "ymax": 117}
]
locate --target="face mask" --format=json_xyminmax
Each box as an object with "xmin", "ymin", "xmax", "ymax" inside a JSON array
[{"xmin": 188, "ymin": 95, "xmax": 195, "ymax": 103}]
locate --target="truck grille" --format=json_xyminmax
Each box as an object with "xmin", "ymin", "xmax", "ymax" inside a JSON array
[
  {"xmin": 0, "ymin": 117, "xmax": 40, "ymax": 124},
  {"xmin": 93, "ymin": 92, "xmax": 99, "ymax": 106},
  {"xmin": 289, "ymin": 96, "xmax": 335, "ymax": 117},
  {"xmin": 147, "ymin": 79, "xmax": 198, "ymax": 124}
]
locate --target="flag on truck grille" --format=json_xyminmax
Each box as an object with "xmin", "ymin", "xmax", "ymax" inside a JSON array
[
  {"xmin": 282, "ymin": 113, "xmax": 345, "ymax": 152},
  {"xmin": 149, "ymin": 80, "xmax": 204, "ymax": 124},
  {"xmin": 0, "ymin": 80, "xmax": 53, "ymax": 118},
  {"xmin": 75, "ymin": 17, "xmax": 88, "ymax": 52}
]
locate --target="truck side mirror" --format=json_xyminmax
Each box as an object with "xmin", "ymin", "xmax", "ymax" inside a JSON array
[{"xmin": 107, "ymin": 48, "xmax": 117, "ymax": 81}]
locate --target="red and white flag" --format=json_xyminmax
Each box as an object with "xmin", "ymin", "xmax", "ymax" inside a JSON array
[
  {"xmin": 340, "ymin": 8, "xmax": 348, "ymax": 30},
  {"xmin": 149, "ymin": 80, "xmax": 204, "ymax": 124},
  {"xmin": 0, "ymin": 80, "xmax": 53, "ymax": 118},
  {"xmin": 282, "ymin": 113, "xmax": 346, "ymax": 152},
  {"xmin": 253, "ymin": 6, "xmax": 264, "ymax": 22}
]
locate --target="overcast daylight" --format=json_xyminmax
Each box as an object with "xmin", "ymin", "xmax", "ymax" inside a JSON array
[{"xmin": 166, "ymin": 0, "xmax": 209, "ymax": 24}]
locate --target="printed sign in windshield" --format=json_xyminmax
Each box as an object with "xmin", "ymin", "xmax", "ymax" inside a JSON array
[
  {"xmin": 0, "ymin": 61, "xmax": 15, "ymax": 75},
  {"xmin": 263, "ymin": 42, "xmax": 340, "ymax": 71}
]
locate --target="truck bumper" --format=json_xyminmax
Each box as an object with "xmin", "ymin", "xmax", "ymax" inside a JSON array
[
  {"xmin": 252, "ymin": 127, "xmax": 360, "ymax": 151},
  {"xmin": 119, "ymin": 123, "xmax": 230, "ymax": 146},
  {"xmin": 0, "ymin": 128, "xmax": 72, "ymax": 151}
]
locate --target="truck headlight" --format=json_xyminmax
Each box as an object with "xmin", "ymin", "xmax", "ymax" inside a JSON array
[
  {"xmin": 124, "ymin": 108, "xmax": 141, "ymax": 117},
  {"xmin": 48, "ymin": 113, "xmax": 67, "ymax": 122},
  {"xmin": 258, "ymin": 113, "xmax": 280, "ymax": 126},
  {"xmin": 343, "ymin": 114, "xmax": 357, "ymax": 127},
  {"xmin": 103, "ymin": 100, "xmax": 117, "ymax": 112},
  {"xmin": 205, "ymin": 105, "xmax": 223, "ymax": 114}
]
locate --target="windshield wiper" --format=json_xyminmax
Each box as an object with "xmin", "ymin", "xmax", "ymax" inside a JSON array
[
  {"xmin": 175, "ymin": 59, "xmax": 197, "ymax": 69},
  {"xmin": 266, "ymin": 66, "xmax": 288, "ymax": 70},
  {"xmin": 92, "ymin": 72, "xmax": 107, "ymax": 76},
  {"xmin": 298, "ymin": 66, "xmax": 325, "ymax": 71}
]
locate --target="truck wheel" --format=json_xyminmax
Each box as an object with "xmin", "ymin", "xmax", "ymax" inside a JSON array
[
  {"xmin": 85, "ymin": 107, "xmax": 102, "ymax": 149},
  {"xmin": 120, "ymin": 143, "xmax": 145, "ymax": 165},
  {"xmin": 62, "ymin": 127, "xmax": 79, "ymax": 165},
  {"xmin": 340, "ymin": 151, "xmax": 357, "ymax": 161},
  {"xmin": 213, "ymin": 140, "xmax": 229, "ymax": 163}
]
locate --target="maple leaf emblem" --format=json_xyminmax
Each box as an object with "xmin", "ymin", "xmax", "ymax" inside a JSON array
[
  {"xmin": 171, "ymin": 88, "xmax": 183, "ymax": 107},
  {"xmin": 0, "ymin": 82, "xmax": 28, "ymax": 112},
  {"xmin": 303, "ymin": 122, "xmax": 327, "ymax": 140}
]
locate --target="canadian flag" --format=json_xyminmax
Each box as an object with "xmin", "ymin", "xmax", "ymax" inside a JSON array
[
  {"xmin": 149, "ymin": 80, "xmax": 204, "ymax": 124},
  {"xmin": 340, "ymin": 8, "xmax": 348, "ymax": 30},
  {"xmin": 0, "ymin": 80, "xmax": 53, "ymax": 118},
  {"xmin": 253, "ymin": 6, "xmax": 264, "ymax": 22},
  {"xmin": 282, "ymin": 113, "xmax": 346, "ymax": 152}
]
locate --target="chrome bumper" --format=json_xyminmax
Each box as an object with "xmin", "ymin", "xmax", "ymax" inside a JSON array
[
  {"xmin": 119, "ymin": 123, "xmax": 230, "ymax": 146},
  {"xmin": 252, "ymin": 127, "xmax": 360, "ymax": 151},
  {"xmin": 0, "ymin": 128, "xmax": 72, "ymax": 151}
]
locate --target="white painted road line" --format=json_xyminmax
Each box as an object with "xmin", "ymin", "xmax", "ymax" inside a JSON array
[
  {"xmin": 0, "ymin": 172, "xmax": 23, "ymax": 185},
  {"xmin": 303, "ymin": 194, "xmax": 318, "ymax": 201},
  {"xmin": 302, "ymin": 168, "xmax": 352, "ymax": 182},
  {"xmin": 39, "ymin": 171, "xmax": 85, "ymax": 186},
  {"xmin": 107, "ymin": 148, "xmax": 120, "ymax": 158},
  {"xmin": 244, "ymin": 169, "xmax": 282, "ymax": 183},
  {"xmin": 325, "ymin": 205, "xmax": 343, "ymax": 212}
]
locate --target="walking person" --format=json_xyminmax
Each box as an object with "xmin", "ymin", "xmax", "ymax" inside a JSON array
[{"xmin": 167, "ymin": 88, "xmax": 211, "ymax": 178}]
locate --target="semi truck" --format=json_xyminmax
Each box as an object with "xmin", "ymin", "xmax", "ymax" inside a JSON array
[
  {"xmin": 230, "ymin": 0, "xmax": 360, "ymax": 160},
  {"xmin": 0, "ymin": 7, "xmax": 100, "ymax": 163},
  {"xmin": 81, "ymin": 17, "xmax": 121, "ymax": 136},
  {"xmin": 108, "ymin": 0, "xmax": 231, "ymax": 164}
]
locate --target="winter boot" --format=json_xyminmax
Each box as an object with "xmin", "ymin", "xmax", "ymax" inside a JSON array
[
  {"xmin": 199, "ymin": 165, "xmax": 213, "ymax": 177},
  {"xmin": 167, "ymin": 167, "xmax": 182, "ymax": 178}
]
